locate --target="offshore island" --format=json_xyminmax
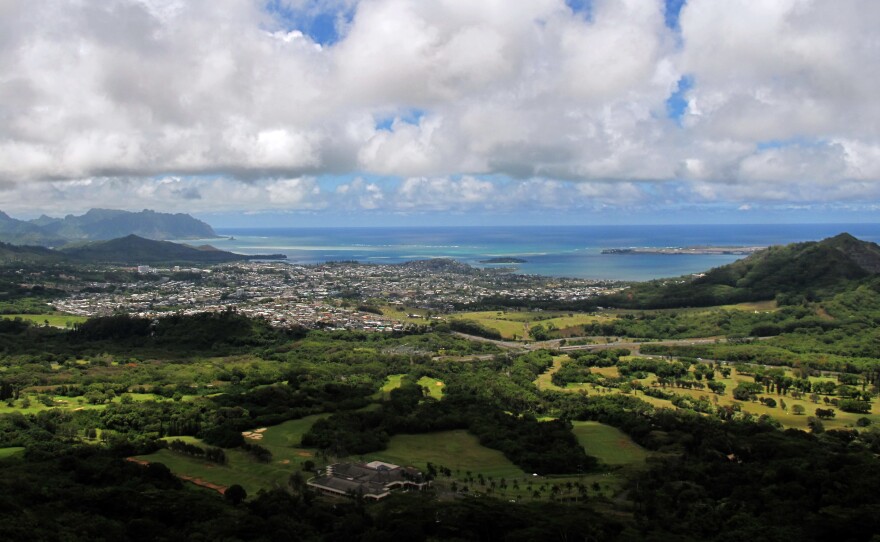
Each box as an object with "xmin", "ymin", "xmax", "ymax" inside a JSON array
[{"xmin": 602, "ymin": 245, "xmax": 766, "ymax": 255}]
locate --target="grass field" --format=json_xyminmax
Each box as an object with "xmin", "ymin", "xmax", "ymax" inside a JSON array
[
  {"xmin": 450, "ymin": 311, "xmax": 617, "ymax": 341},
  {"xmin": 542, "ymin": 355, "xmax": 878, "ymax": 431},
  {"xmin": 362, "ymin": 430, "xmax": 525, "ymax": 478},
  {"xmin": 717, "ymin": 300, "xmax": 779, "ymax": 312},
  {"xmin": 378, "ymin": 374, "xmax": 445, "ymax": 399},
  {"xmin": 377, "ymin": 374, "xmax": 405, "ymax": 399},
  {"xmin": 450, "ymin": 312, "xmax": 526, "ymax": 339},
  {"xmin": 0, "ymin": 392, "xmax": 201, "ymax": 415},
  {"xmin": 572, "ymin": 422, "xmax": 650, "ymax": 466},
  {"xmin": 0, "ymin": 447, "xmax": 25, "ymax": 460},
  {"xmin": 534, "ymin": 355, "xmax": 568, "ymax": 391},
  {"xmin": 1, "ymin": 313, "xmax": 89, "ymax": 328},
  {"xmin": 379, "ymin": 306, "xmax": 431, "ymax": 323},
  {"xmin": 417, "ymin": 376, "xmax": 445, "ymax": 398},
  {"xmin": 137, "ymin": 414, "xmax": 329, "ymax": 495}
]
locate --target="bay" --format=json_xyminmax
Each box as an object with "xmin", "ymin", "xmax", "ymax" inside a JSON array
[{"xmin": 194, "ymin": 224, "xmax": 880, "ymax": 281}]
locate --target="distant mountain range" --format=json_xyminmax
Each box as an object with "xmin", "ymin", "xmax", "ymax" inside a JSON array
[
  {"xmin": 602, "ymin": 233, "xmax": 880, "ymax": 309},
  {"xmin": 0, "ymin": 209, "xmax": 217, "ymax": 246},
  {"xmin": 0, "ymin": 235, "xmax": 284, "ymax": 265}
]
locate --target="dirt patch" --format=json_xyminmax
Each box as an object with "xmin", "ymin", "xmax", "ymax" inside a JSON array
[
  {"xmin": 126, "ymin": 457, "xmax": 227, "ymax": 495},
  {"xmin": 816, "ymin": 307, "xmax": 835, "ymax": 321},
  {"xmin": 178, "ymin": 475, "xmax": 228, "ymax": 495},
  {"xmin": 296, "ymin": 451, "xmax": 313, "ymax": 457}
]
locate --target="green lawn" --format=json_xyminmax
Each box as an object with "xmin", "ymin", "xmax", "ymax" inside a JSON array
[
  {"xmin": 0, "ymin": 447, "xmax": 25, "ymax": 460},
  {"xmin": 378, "ymin": 374, "xmax": 445, "ymax": 399},
  {"xmin": 137, "ymin": 414, "xmax": 329, "ymax": 496},
  {"xmin": 572, "ymin": 421, "xmax": 650, "ymax": 466},
  {"xmin": 534, "ymin": 355, "xmax": 567, "ymax": 391},
  {"xmin": 417, "ymin": 376, "xmax": 445, "ymax": 399},
  {"xmin": 450, "ymin": 312, "xmax": 525, "ymax": 339},
  {"xmin": 376, "ymin": 374, "xmax": 405, "ymax": 399},
  {"xmin": 549, "ymin": 361, "xmax": 880, "ymax": 431},
  {"xmin": 0, "ymin": 392, "xmax": 201, "ymax": 415},
  {"xmin": 362, "ymin": 430, "xmax": 525, "ymax": 479},
  {"xmin": 1, "ymin": 313, "xmax": 88, "ymax": 328}
]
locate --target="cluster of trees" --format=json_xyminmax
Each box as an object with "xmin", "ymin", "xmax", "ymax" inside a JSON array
[
  {"xmin": 168, "ymin": 439, "xmax": 226, "ymax": 464},
  {"xmin": 446, "ymin": 319, "xmax": 503, "ymax": 340},
  {"xmin": 303, "ymin": 365, "xmax": 597, "ymax": 474},
  {"xmin": 0, "ymin": 443, "xmax": 624, "ymax": 541}
]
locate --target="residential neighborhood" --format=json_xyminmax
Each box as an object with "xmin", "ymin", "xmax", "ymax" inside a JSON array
[{"xmin": 49, "ymin": 260, "xmax": 622, "ymax": 331}]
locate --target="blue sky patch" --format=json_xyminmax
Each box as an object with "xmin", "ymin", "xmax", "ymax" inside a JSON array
[
  {"xmin": 565, "ymin": 0, "xmax": 593, "ymax": 21},
  {"xmin": 263, "ymin": 0, "xmax": 353, "ymax": 46},
  {"xmin": 375, "ymin": 109, "xmax": 427, "ymax": 131},
  {"xmin": 664, "ymin": 0, "xmax": 686, "ymax": 31},
  {"xmin": 666, "ymin": 75, "xmax": 693, "ymax": 124},
  {"xmin": 757, "ymin": 137, "xmax": 825, "ymax": 151}
]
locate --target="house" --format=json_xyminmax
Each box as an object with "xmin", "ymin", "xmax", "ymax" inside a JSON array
[{"xmin": 307, "ymin": 461, "xmax": 430, "ymax": 500}]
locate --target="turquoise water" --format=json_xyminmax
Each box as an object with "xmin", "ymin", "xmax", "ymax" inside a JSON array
[{"xmin": 201, "ymin": 224, "xmax": 880, "ymax": 281}]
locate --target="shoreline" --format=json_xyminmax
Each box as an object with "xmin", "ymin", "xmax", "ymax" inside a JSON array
[{"xmin": 601, "ymin": 246, "xmax": 766, "ymax": 256}]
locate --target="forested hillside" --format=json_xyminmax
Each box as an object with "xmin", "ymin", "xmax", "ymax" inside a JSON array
[{"xmin": 601, "ymin": 233, "xmax": 880, "ymax": 308}]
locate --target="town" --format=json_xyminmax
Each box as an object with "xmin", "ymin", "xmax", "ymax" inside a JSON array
[{"xmin": 50, "ymin": 259, "xmax": 623, "ymax": 331}]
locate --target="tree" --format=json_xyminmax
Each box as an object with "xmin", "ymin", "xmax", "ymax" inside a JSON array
[
  {"xmin": 707, "ymin": 381, "xmax": 726, "ymax": 395},
  {"xmin": 224, "ymin": 484, "xmax": 247, "ymax": 505},
  {"xmin": 815, "ymin": 408, "xmax": 836, "ymax": 419},
  {"xmin": 759, "ymin": 397, "xmax": 776, "ymax": 408},
  {"xmin": 791, "ymin": 404, "xmax": 805, "ymax": 415},
  {"xmin": 839, "ymin": 399, "xmax": 871, "ymax": 414},
  {"xmin": 807, "ymin": 417, "xmax": 825, "ymax": 434}
]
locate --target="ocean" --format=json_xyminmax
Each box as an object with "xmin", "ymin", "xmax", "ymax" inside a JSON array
[{"xmin": 199, "ymin": 224, "xmax": 880, "ymax": 282}]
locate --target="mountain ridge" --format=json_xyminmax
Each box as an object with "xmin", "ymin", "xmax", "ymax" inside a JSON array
[
  {"xmin": 60, "ymin": 234, "xmax": 285, "ymax": 264},
  {"xmin": 0, "ymin": 235, "xmax": 284, "ymax": 265},
  {"xmin": 0, "ymin": 209, "xmax": 217, "ymax": 246}
]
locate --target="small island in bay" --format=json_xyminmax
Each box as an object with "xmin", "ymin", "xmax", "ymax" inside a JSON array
[
  {"xmin": 479, "ymin": 257, "xmax": 528, "ymax": 264},
  {"xmin": 602, "ymin": 246, "xmax": 766, "ymax": 255}
]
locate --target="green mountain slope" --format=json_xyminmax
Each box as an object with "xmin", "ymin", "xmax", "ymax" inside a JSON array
[
  {"xmin": 0, "ymin": 209, "xmax": 217, "ymax": 246},
  {"xmin": 0, "ymin": 212, "xmax": 66, "ymax": 246},
  {"xmin": 602, "ymin": 233, "xmax": 880, "ymax": 309},
  {"xmin": 61, "ymin": 235, "xmax": 284, "ymax": 264},
  {"xmin": 32, "ymin": 208, "xmax": 217, "ymax": 242},
  {"xmin": 0, "ymin": 241, "xmax": 64, "ymax": 265}
]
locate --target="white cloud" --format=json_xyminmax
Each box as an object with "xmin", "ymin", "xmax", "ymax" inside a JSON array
[{"xmin": 0, "ymin": 0, "xmax": 877, "ymax": 213}]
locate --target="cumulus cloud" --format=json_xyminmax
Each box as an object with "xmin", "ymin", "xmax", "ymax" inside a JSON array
[{"xmin": 0, "ymin": 0, "xmax": 877, "ymax": 213}]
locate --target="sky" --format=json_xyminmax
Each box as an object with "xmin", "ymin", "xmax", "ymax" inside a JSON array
[{"xmin": 0, "ymin": 0, "xmax": 879, "ymax": 227}]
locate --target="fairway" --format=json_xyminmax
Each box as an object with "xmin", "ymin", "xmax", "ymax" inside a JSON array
[
  {"xmin": 548, "ymin": 358, "xmax": 880, "ymax": 431},
  {"xmin": 534, "ymin": 355, "xmax": 568, "ymax": 391},
  {"xmin": 0, "ymin": 447, "xmax": 24, "ymax": 460},
  {"xmin": 363, "ymin": 430, "xmax": 525, "ymax": 478},
  {"xmin": 379, "ymin": 374, "xmax": 445, "ymax": 399},
  {"xmin": 256, "ymin": 414, "xmax": 329, "ymax": 451},
  {"xmin": 572, "ymin": 421, "xmax": 650, "ymax": 466},
  {"xmin": 417, "ymin": 376, "xmax": 445, "ymax": 398},
  {"xmin": 1, "ymin": 313, "xmax": 88, "ymax": 328},
  {"xmin": 137, "ymin": 414, "xmax": 329, "ymax": 495},
  {"xmin": 377, "ymin": 373, "xmax": 405, "ymax": 398}
]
